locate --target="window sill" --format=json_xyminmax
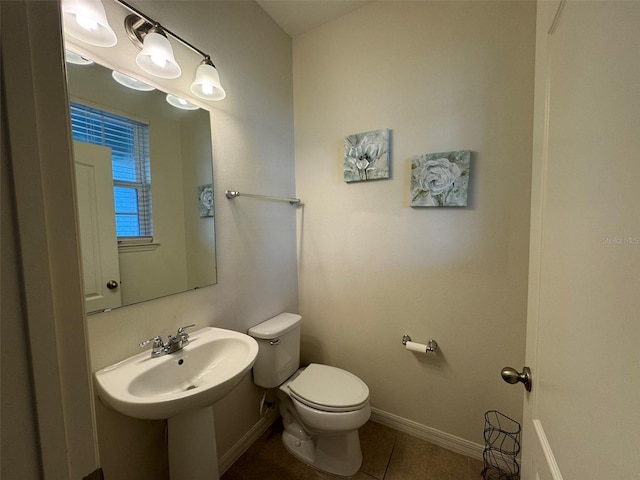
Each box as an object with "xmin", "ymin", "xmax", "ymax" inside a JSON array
[{"xmin": 118, "ymin": 241, "xmax": 160, "ymax": 253}]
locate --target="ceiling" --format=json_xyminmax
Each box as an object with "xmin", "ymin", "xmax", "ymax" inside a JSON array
[{"xmin": 256, "ymin": 1, "xmax": 372, "ymax": 37}]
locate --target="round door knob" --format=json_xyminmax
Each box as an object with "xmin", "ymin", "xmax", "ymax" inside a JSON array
[
  {"xmin": 501, "ymin": 366, "xmax": 532, "ymax": 392},
  {"xmin": 106, "ymin": 280, "xmax": 119, "ymax": 290}
]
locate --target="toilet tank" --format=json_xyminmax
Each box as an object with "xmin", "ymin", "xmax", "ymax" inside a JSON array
[{"xmin": 248, "ymin": 313, "xmax": 302, "ymax": 388}]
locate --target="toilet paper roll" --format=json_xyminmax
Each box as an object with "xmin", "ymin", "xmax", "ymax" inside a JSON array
[{"xmin": 405, "ymin": 341, "xmax": 428, "ymax": 353}]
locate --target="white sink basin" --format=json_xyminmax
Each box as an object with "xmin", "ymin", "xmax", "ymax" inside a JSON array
[{"xmin": 94, "ymin": 327, "xmax": 258, "ymax": 419}]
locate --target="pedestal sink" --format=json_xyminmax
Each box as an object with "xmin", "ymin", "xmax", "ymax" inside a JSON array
[{"xmin": 94, "ymin": 327, "xmax": 259, "ymax": 480}]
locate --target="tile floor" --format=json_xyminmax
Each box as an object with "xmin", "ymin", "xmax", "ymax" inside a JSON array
[{"xmin": 222, "ymin": 419, "xmax": 485, "ymax": 480}]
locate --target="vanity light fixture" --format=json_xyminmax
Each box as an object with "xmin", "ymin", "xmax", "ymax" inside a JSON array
[
  {"xmin": 112, "ymin": 71, "xmax": 155, "ymax": 91},
  {"xmin": 61, "ymin": 0, "xmax": 117, "ymax": 47},
  {"xmin": 190, "ymin": 57, "xmax": 226, "ymax": 101},
  {"xmin": 118, "ymin": 0, "xmax": 226, "ymax": 100},
  {"xmin": 65, "ymin": 49, "xmax": 94, "ymax": 65},
  {"xmin": 64, "ymin": 0, "xmax": 227, "ymax": 101},
  {"xmin": 166, "ymin": 94, "xmax": 200, "ymax": 111}
]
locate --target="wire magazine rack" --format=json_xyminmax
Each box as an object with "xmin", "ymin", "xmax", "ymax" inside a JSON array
[{"xmin": 481, "ymin": 410, "xmax": 521, "ymax": 480}]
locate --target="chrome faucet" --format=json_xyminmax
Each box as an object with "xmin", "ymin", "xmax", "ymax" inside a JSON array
[{"xmin": 139, "ymin": 324, "xmax": 196, "ymax": 358}]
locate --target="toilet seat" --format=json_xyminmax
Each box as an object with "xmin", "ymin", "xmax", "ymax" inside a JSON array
[{"xmin": 288, "ymin": 363, "xmax": 369, "ymax": 413}]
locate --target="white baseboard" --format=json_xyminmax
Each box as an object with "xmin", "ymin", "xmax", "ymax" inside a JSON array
[
  {"xmin": 218, "ymin": 408, "xmax": 279, "ymax": 475},
  {"xmin": 370, "ymin": 407, "xmax": 484, "ymax": 460},
  {"xmin": 219, "ymin": 406, "xmax": 484, "ymax": 474}
]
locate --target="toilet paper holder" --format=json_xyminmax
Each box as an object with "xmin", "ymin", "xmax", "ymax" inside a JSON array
[{"xmin": 402, "ymin": 334, "xmax": 438, "ymax": 353}]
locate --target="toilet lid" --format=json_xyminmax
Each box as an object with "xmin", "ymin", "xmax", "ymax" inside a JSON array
[{"xmin": 288, "ymin": 364, "xmax": 369, "ymax": 412}]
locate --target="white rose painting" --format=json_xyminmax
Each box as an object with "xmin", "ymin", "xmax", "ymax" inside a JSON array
[
  {"xmin": 198, "ymin": 184, "xmax": 214, "ymax": 217},
  {"xmin": 344, "ymin": 129, "xmax": 390, "ymax": 183},
  {"xmin": 410, "ymin": 150, "xmax": 471, "ymax": 207}
]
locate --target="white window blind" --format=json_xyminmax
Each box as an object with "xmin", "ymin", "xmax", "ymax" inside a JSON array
[{"xmin": 70, "ymin": 103, "xmax": 153, "ymax": 238}]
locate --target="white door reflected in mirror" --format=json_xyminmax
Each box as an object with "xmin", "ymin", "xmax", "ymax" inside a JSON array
[{"xmin": 74, "ymin": 141, "xmax": 122, "ymax": 312}]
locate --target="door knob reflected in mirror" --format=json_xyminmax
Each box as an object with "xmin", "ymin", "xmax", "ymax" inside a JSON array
[
  {"xmin": 501, "ymin": 366, "xmax": 532, "ymax": 392},
  {"xmin": 106, "ymin": 280, "xmax": 119, "ymax": 290}
]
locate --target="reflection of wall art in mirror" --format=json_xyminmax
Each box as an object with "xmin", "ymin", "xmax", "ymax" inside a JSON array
[
  {"xmin": 344, "ymin": 129, "xmax": 390, "ymax": 183},
  {"xmin": 410, "ymin": 150, "xmax": 471, "ymax": 207},
  {"xmin": 199, "ymin": 184, "xmax": 214, "ymax": 217}
]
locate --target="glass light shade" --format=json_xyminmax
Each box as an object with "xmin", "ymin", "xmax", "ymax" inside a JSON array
[
  {"xmin": 190, "ymin": 62, "xmax": 226, "ymax": 101},
  {"xmin": 112, "ymin": 71, "xmax": 155, "ymax": 91},
  {"xmin": 61, "ymin": 0, "xmax": 117, "ymax": 47},
  {"xmin": 65, "ymin": 49, "xmax": 94, "ymax": 65},
  {"xmin": 136, "ymin": 32, "xmax": 181, "ymax": 79},
  {"xmin": 166, "ymin": 94, "xmax": 199, "ymax": 110}
]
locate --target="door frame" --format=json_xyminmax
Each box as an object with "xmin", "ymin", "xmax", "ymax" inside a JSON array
[{"xmin": 2, "ymin": 1, "xmax": 99, "ymax": 478}]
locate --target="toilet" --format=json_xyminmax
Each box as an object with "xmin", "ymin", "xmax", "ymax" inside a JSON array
[{"xmin": 248, "ymin": 313, "xmax": 371, "ymax": 477}]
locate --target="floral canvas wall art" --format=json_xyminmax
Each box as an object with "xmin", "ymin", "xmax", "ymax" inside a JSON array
[
  {"xmin": 344, "ymin": 129, "xmax": 390, "ymax": 182},
  {"xmin": 198, "ymin": 184, "xmax": 214, "ymax": 217},
  {"xmin": 410, "ymin": 150, "xmax": 471, "ymax": 207}
]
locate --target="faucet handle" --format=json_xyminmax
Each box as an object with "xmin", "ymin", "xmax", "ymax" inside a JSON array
[
  {"xmin": 176, "ymin": 324, "xmax": 195, "ymax": 348},
  {"xmin": 177, "ymin": 324, "xmax": 195, "ymax": 334},
  {"xmin": 139, "ymin": 336, "xmax": 163, "ymax": 348}
]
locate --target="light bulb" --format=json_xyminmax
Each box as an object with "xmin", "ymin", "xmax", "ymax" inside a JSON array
[
  {"xmin": 151, "ymin": 54, "xmax": 167, "ymax": 68},
  {"xmin": 190, "ymin": 61, "xmax": 226, "ymax": 101},
  {"xmin": 201, "ymin": 83, "xmax": 214, "ymax": 96},
  {"xmin": 136, "ymin": 31, "xmax": 181, "ymax": 79},
  {"xmin": 76, "ymin": 14, "xmax": 98, "ymax": 31}
]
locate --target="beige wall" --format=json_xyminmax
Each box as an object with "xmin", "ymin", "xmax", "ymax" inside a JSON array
[
  {"xmin": 294, "ymin": 1, "xmax": 535, "ymax": 445},
  {"xmin": 180, "ymin": 113, "xmax": 217, "ymax": 289},
  {"xmin": 80, "ymin": 1, "xmax": 296, "ymax": 478}
]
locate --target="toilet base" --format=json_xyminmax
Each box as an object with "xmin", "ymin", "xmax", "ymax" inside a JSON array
[
  {"xmin": 276, "ymin": 367, "xmax": 368, "ymax": 477},
  {"xmin": 281, "ymin": 427, "xmax": 363, "ymax": 477},
  {"xmin": 282, "ymin": 429, "xmax": 316, "ymax": 465}
]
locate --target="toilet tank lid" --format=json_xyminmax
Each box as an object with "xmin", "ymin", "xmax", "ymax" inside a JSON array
[{"xmin": 248, "ymin": 313, "xmax": 302, "ymax": 339}]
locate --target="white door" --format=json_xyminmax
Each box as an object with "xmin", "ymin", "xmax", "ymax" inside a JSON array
[
  {"xmin": 521, "ymin": 2, "xmax": 640, "ymax": 478},
  {"xmin": 73, "ymin": 141, "xmax": 122, "ymax": 312}
]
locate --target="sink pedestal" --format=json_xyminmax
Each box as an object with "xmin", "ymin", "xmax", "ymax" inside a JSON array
[{"xmin": 168, "ymin": 406, "xmax": 219, "ymax": 480}]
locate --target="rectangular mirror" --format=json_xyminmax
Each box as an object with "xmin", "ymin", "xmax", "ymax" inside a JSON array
[{"xmin": 66, "ymin": 60, "xmax": 217, "ymax": 313}]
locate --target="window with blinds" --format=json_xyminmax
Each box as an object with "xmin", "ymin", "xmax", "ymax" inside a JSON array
[{"xmin": 70, "ymin": 103, "xmax": 153, "ymax": 239}]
